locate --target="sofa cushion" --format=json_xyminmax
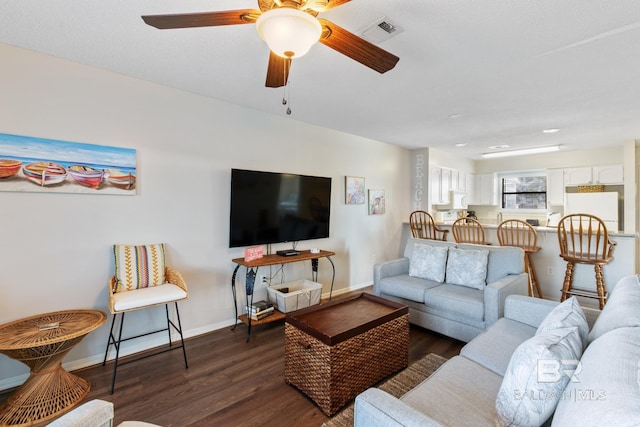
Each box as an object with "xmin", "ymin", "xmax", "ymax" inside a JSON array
[
  {"xmin": 552, "ymin": 327, "xmax": 640, "ymax": 426},
  {"xmin": 404, "ymin": 237, "xmax": 456, "ymax": 259},
  {"xmin": 461, "ymin": 317, "xmax": 536, "ymax": 376},
  {"xmin": 425, "ymin": 284, "xmax": 485, "ymax": 323},
  {"xmin": 495, "ymin": 327, "xmax": 584, "ymax": 427},
  {"xmin": 537, "ymin": 296, "xmax": 589, "ymax": 347},
  {"xmin": 378, "ymin": 275, "xmax": 441, "ymax": 303},
  {"xmin": 402, "ymin": 356, "xmax": 503, "ymax": 427},
  {"xmin": 445, "ymin": 247, "xmax": 489, "ymax": 290},
  {"xmin": 409, "ymin": 243, "xmax": 449, "ymax": 282},
  {"xmin": 588, "ymin": 275, "xmax": 640, "ymax": 343},
  {"xmin": 459, "ymin": 244, "xmax": 524, "ymax": 284}
]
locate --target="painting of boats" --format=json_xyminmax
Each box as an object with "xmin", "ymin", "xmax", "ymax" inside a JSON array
[
  {"xmin": 0, "ymin": 159, "xmax": 22, "ymax": 178},
  {"xmin": 106, "ymin": 169, "xmax": 136, "ymax": 190},
  {"xmin": 0, "ymin": 132, "xmax": 137, "ymax": 195},
  {"xmin": 23, "ymin": 162, "xmax": 68, "ymax": 187},
  {"xmin": 68, "ymin": 165, "xmax": 105, "ymax": 189}
]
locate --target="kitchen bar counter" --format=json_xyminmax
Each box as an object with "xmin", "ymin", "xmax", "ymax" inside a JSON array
[{"xmin": 400, "ymin": 222, "xmax": 635, "ymax": 309}]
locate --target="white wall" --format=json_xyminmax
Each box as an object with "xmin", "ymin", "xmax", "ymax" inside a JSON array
[{"xmin": 0, "ymin": 43, "xmax": 411, "ymax": 389}]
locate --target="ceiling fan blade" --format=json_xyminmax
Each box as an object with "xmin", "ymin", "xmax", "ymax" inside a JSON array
[
  {"xmin": 320, "ymin": 0, "xmax": 351, "ymax": 11},
  {"xmin": 142, "ymin": 10, "xmax": 261, "ymax": 29},
  {"xmin": 318, "ymin": 19, "xmax": 399, "ymax": 74},
  {"xmin": 265, "ymin": 52, "xmax": 291, "ymax": 88}
]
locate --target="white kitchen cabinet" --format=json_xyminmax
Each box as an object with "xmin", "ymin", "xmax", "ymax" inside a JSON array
[
  {"xmin": 564, "ymin": 165, "xmax": 623, "ymax": 185},
  {"xmin": 451, "ymin": 170, "xmax": 467, "ymax": 192},
  {"xmin": 470, "ymin": 173, "xmax": 497, "ymax": 205},
  {"xmin": 564, "ymin": 167, "xmax": 593, "ymax": 186},
  {"xmin": 430, "ymin": 166, "xmax": 453, "ymax": 205},
  {"xmin": 547, "ymin": 168, "xmax": 565, "ymax": 205},
  {"xmin": 441, "ymin": 168, "xmax": 452, "ymax": 202},
  {"xmin": 431, "ymin": 167, "xmax": 442, "ymax": 205},
  {"xmin": 593, "ymin": 165, "xmax": 623, "ymax": 184}
]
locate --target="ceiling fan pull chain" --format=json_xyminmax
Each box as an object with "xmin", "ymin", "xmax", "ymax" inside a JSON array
[{"xmin": 285, "ymin": 58, "xmax": 292, "ymax": 115}]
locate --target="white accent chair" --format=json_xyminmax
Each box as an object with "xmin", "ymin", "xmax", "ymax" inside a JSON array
[{"xmin": 102, "ymin": 244, "xmax": 189, "ymax": 394}]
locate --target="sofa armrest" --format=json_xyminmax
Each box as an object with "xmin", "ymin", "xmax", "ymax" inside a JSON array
[
  {"xmin": 373, "ymin": 258, "xmax": 410, "ymax": 295},
  {"xmin": 47, "ymin": 399, "xmax": 114, "ymax": 427},
  {"xmin": 504, "ymin": 295, "xmax": 601, "ymax": 329},
  {"xmin": 484, "ymin": 273, "xmax": 529, "ymax": 327},
  {"xmin": 355, "ymin": 388, "xmax": 444, "ymax": 427}
]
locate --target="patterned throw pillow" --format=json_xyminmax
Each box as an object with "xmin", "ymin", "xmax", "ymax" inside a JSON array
[
  {"xmin": 537, "ymin": 296, "xmax": 589, "ymax": 347},
  {"xmin": 409, "ymin": 244, "xmax": 449, "ymax": 283},
  {"xmin": 495, "ymin": 327, "xmax": 585, "ymax": 427},
  {"xmin": 445, "ymin": 247, "xmax": 489, "ymax": 290},
  {"xmin": 114, "ymin": 244, "xmax": 166, "ymax": 293}
]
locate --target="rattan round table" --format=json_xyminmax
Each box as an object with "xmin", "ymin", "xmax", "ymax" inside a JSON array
[{"xmin": 0, "ymin": 309, "xmax": 106, "ymax": 426}]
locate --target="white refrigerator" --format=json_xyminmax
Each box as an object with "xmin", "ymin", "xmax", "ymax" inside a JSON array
[{"xmin": 564, "ymin": 192, "xmax": 619, "ymax": 232}]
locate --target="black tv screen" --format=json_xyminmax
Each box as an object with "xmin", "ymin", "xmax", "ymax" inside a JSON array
[{"xmin": 229, "ymin": 169, "xmax": 332, "ymax": 248}]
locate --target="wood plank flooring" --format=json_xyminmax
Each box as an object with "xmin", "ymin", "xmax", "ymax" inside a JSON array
[{"xmin": 0, "ymin": 294, "xmax": 465, "ymax": 426}]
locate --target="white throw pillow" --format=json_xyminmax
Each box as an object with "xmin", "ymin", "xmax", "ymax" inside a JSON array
[
  {"xmin": 537, "ymin": 296, "xmax": 589, "ymax": 347},
  {"xmin": 445, "ymin": 247, "xmax": 489, "ymax": 290},
  {"xmin": 495, "ymin": 327, "xmax": 584, "ymax": 427},
  {"xmin": 409, "ymin": 244, "xmax": 448, "ymax": 283}
]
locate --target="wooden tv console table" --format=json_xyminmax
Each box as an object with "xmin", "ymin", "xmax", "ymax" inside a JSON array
[{"xmin": 231, "ymin": 250, "xmax": 335, "ymax": 341}]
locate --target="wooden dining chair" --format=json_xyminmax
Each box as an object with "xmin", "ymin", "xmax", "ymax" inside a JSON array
[
  {"xmin": 557, "ymin": 214, "xmax": 616, "ymax": 309},
  {"xmin": 451, "ymin": 217, "xmax": 487, "ymax": 245},
  {"xmin": 497, "ymin": 219, "xmax": 543, "ymax": 298},
  {"xmin": 409, "ymin": 211, "xmax": 449, "ymax": 241}
]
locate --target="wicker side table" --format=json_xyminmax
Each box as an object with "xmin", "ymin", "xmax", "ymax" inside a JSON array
[{"xmin": 0, "ymin": 309, "xmax": 106, "ymax": 426}]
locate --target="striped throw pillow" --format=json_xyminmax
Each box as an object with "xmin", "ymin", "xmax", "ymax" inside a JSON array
[{"xmin": 114, "ymin": 244, "xmax": 166, "ymax": 293}]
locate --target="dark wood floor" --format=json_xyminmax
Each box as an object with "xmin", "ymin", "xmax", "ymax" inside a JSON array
[{"xmin": 1, "ymin": 296, "xmax": 464, "ymax": 426}]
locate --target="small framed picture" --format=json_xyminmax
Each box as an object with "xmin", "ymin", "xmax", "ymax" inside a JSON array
[
  {"xmin": 345, "ymin": 176, "xmax": 365, "ymax": 205},
  {"xmin": 368, "ymin": 189, "xmax": 385, "ymax": 215}
]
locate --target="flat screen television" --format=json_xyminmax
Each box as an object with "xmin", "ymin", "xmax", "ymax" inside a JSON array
[{"xmin": 229, "ymin": 169, "xmax": 332, "ymax": 248}]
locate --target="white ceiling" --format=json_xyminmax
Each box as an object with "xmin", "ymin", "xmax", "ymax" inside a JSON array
[{"xmin": 1, "ymin": 1, "xmax": 639, "ymax": 159}]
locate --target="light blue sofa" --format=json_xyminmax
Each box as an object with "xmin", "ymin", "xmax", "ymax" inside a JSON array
[
  {"xmin": 374, "ymin": 238, "xmax": 528, "ymax": 342},
  {"xmin": 355, "ymin": 275, "xmax": 640, "ymax": 426}
]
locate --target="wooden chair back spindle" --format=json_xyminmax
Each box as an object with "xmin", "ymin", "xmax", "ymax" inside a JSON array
[
  {"xmin": 409, "ymin": 211, "xmax": 449, "ymax": 241},
  {"xmin": 451, "ymin": 218, "xmax": 487, "ymax": 244}
]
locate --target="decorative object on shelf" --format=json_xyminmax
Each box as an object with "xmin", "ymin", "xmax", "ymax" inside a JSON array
[
  {"xmin": 244, "ymin": 245, "xmax": 264, "ymax": 262},
  {"xmin": 368, "ymin": 189, "xmax": 385, "ymax": 215},
  {"xmin": 0, "ymin": 132, "xmax": 136, "ymax": 195},
  {"xmin": 577, "ymin": 185, "xmax": 605, "ymax": 193},
  {"xmin": 345, "ymin": 176, "xmax": 365, "ymax": 205}
]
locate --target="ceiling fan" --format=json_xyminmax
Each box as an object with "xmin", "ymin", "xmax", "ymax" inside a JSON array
[{"xmin": 141, "ymin": 0, "xmax": 400, "ymax": 88}]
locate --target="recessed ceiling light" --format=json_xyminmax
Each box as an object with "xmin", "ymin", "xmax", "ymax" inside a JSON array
[
  {"xmin": 543, "ymin": 128, "xmax": 560, "ymax": 134},
  {"xmin": 481, "ymin": 145, "xmax": 561, "ymax": 159},
  {"xmin": 448, "ymin": 114, "xmax": 462, "ymax": 119},
  {"xmin": 488, "ymin": 145, "xmax": 510, "ymax": 150},
  {"xmin": 455, "ymin": 143, "xmax": 467, "ymax": 147}
]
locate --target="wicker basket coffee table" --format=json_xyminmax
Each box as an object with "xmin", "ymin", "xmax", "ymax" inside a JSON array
[
  {"xmin": 284, "ymin": 293, "xmax": 409, "ymax": 416},
  {"xmin": 0, "ymin": 309, "xmax": 106, "ymax": 426}
]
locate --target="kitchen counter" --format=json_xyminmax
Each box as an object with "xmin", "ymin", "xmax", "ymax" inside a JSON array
[{"xmin": 401, "ymin": 222, "xmax": 635, "ymax": 309}]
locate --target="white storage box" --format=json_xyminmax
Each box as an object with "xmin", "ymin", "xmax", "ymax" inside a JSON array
[{"xmin": 267, "ymin": 280, "xmax": 322, "ymax": 313}]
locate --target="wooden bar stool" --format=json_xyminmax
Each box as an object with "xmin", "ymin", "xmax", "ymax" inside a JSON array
[
  {"xmin": 497, "ymin": 219, "xmax": 543, "ymax": 298},
  {"xmin": 452, "ymin": 217, "xmax": 487, "ymax": 245},
  {"xmin": 557, "ymin": 213, "xmax": 616, "ymax": 309},
  {"xmin": 409, "ymin": 211, "xmax": 449, "ymax": 241}
]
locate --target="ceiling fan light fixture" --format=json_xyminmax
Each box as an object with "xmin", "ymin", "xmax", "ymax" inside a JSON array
[{"xmin": 256, "ymin": 8, "xmax": 322, "ymax": 59}]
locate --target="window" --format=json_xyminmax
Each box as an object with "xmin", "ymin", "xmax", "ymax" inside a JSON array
[{"xmin": 501, "ymin": 175, "xmax": 547, "ymax": 209}]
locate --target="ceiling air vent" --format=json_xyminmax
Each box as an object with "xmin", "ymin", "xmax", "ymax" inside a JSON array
[{"xmin": 360, "ymin": 16, "xmax": 404, "ymax": 43}]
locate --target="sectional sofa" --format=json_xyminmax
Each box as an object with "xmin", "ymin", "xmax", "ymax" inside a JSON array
[
  {"xmin": 355, "ymin": 275, "xmax": 640, "ymax": 426},
  {"xmin": 374, "ymin": 237, "xmax": 529, "ymax": 342}
]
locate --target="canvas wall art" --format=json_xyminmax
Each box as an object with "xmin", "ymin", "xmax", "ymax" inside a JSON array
[
  {"xmin": 368, "ymin": 189, "xmax": 385, "ymax": 215},
  {"xmin": 0, "ymin": 132, "xmax": 136, "ymax": 195},
  {"xmin": 345, "ymin": 176, "xmax": 365, "ymax": 205}
]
